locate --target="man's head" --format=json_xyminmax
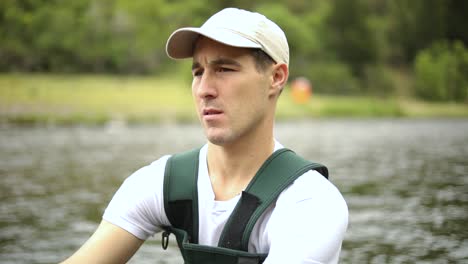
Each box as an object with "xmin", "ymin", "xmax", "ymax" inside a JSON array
[{"xmin": 165, "ymin": 8, "xmax": 289, "ymax": 146}]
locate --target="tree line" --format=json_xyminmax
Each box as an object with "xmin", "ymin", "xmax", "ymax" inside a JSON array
[{"xmin": 1, "ymin": 0, "xmax": 467, "ymax": 102}]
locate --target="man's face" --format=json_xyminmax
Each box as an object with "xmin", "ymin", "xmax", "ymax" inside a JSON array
[{"xmin": 191, "ymin": 37, "xmax": 275, "ymax": 146}]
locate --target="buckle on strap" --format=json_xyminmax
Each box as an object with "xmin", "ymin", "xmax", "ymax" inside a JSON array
[{"xmin": 161, "ymin": 230, "xmax": 170, "ymax": 250}]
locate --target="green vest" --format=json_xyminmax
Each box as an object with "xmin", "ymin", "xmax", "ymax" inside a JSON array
[{"xmin": 161, "ymin": 147, "xmax": 328, "ymax": 264}]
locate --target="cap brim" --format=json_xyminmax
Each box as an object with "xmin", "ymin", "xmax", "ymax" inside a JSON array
[{"xmin": 166, "ymin": 27, "xmax": 261, "ymax": 59}]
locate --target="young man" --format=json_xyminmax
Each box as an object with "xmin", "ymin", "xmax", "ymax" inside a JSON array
[{"xmin": 62, "ymin": 8, "xmax": 348, "ymax": 264}]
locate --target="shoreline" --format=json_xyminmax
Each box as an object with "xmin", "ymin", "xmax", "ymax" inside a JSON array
[{"xmin": 1, "ymin": 74, "xmax": 467, "ymax": 126}]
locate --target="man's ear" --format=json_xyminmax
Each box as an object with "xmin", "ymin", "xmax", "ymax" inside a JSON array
[{"xmin": 269, "ymin": 63, "xmax": 289, "ymax": 97}]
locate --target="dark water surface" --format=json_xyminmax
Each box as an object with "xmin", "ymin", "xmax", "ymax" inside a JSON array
[{"xmin": 1, "ymin": 119, "xmax": 467, "ymax": 263}]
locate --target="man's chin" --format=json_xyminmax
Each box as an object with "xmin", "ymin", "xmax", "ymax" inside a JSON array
[
  {"xmin": 207, "ymin": 136, "xmax": 228, "ymax": 146},
  {"xmin": 205, "ymin": 131, "xmax": 233, "ymax": 146}
]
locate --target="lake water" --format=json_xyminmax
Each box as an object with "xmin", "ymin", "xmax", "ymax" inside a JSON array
[{"xmin": 1, "ymin": 119, "xmax": 467, "ymax": 263}]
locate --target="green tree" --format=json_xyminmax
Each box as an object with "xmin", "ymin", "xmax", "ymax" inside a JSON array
[
  {"xmin": 388, "ymin": 0, "xmax": 447, "ymax": 64},
  {"xmin": 325, "ymin": 0, "xmax": 377, "ymax": 78},
  {"xmin": 414, "ymin": 41, "xmax": 468, "ymax": 102}
]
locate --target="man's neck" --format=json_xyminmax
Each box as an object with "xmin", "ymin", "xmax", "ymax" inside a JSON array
[{"xmin": 206, "ymin": 133, "xmax": 275, "ymax": 201}]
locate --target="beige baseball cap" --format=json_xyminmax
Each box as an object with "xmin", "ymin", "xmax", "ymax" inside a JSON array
[{"xmin": 166, "ymin": 8, "xmax": 289, "ymax": 66}]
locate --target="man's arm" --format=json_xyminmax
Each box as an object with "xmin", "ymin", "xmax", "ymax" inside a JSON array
[{"xmin": 61, "ymin": 220, "xmax": 144, "ymax": 264}]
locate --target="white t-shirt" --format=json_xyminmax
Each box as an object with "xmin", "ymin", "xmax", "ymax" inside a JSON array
[{"xmin": 103, "ymin": 142, "xmax": 348, "ymax": 264}]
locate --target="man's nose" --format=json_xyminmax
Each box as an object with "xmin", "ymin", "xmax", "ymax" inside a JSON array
[{"xmin": 196, "ymin": 72, "xmax": 218, "ymax": 99}]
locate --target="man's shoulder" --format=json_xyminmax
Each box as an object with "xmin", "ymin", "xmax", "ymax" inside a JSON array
[
  {"xmin": 121, "ymin": 154, "xmax": 172, "ymax": 187},
  {"xmin": 278, "ymin": 169, "xmax": 346, "ymax": 206}
]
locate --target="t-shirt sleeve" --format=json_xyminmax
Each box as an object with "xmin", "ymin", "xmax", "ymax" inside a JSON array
[
  {"xmin": 102, "ymin": 155, "xmax": 171, "ymax": 240},
  {"xmin": 264, "ymin": 170, "xmax": 349, "ymax": 264}
]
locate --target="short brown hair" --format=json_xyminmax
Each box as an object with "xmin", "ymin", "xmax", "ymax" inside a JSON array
[{"xmin": 250, "ymin": 49, "xmax": 275, "ymax": 72}]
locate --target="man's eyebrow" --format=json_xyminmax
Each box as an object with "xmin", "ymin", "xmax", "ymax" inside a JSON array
[
  {"xmin": 192, "ymin": 62, "xmax": 201, "ymax": 71},
  {"xmin": 192, "ymin": 58, "xmax": 241, "ymax": 70},
  {"xmin": 209, "ymin": 58, "xmax": 241, "ymax": 67}
]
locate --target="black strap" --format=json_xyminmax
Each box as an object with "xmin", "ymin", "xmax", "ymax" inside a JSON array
[{"xmin": 218, "ymin": 191, "xmax": 260, "ymax": 249}]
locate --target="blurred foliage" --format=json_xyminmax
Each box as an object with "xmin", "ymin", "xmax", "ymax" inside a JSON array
[
  {"xmin": 414, "ymin": 41, "xmax": 468, "ymax": 102},
  {"xmin": 326, "ymin": 0, "xmax": 377, "ymax": 79},
  {"xmin": 1, "ymin": 0, "xmax": 467, "ymax": 101},
  {"xmin": 387, "ymin": 0, "xmax": 468, "ymax": 65}
]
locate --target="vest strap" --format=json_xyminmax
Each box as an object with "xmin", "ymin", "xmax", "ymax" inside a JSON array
[
  {"xmin": 162, "ymin": 147, "xmax": 328, "ymax": 262},
  {"xmin": 218, "ymin": 149, "xmax": 328, "ymax": 250},
  {"xmin": 218, "ymin": 191, "xmax": 260, "ymax": 249},
  {"xmin": 163, "ymin": 148, "xmax": 200, "ymax": 243}
]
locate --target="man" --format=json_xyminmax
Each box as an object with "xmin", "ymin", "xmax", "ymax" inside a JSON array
[{"xmin": 62, "ymin": 8, "xmax": 348, "ymax": 264}]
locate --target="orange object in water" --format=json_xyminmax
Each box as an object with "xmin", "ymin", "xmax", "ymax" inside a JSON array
[{"xmin": 291, "ymin": 77, "xmax": 312, "ymax": 104}]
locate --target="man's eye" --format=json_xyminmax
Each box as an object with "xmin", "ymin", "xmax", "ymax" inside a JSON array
[
  {"xmin": 192, "ymin": 69, "xmax": 203, "ymax": 77},
  {"xmin": 217, "ymin": 67, "xmax": 233, "ymax": 73}
]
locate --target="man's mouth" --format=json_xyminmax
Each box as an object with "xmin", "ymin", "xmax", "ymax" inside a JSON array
[{"xmin": 203, "ymin": 108, "xmax": 223, "ymax": 116}]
